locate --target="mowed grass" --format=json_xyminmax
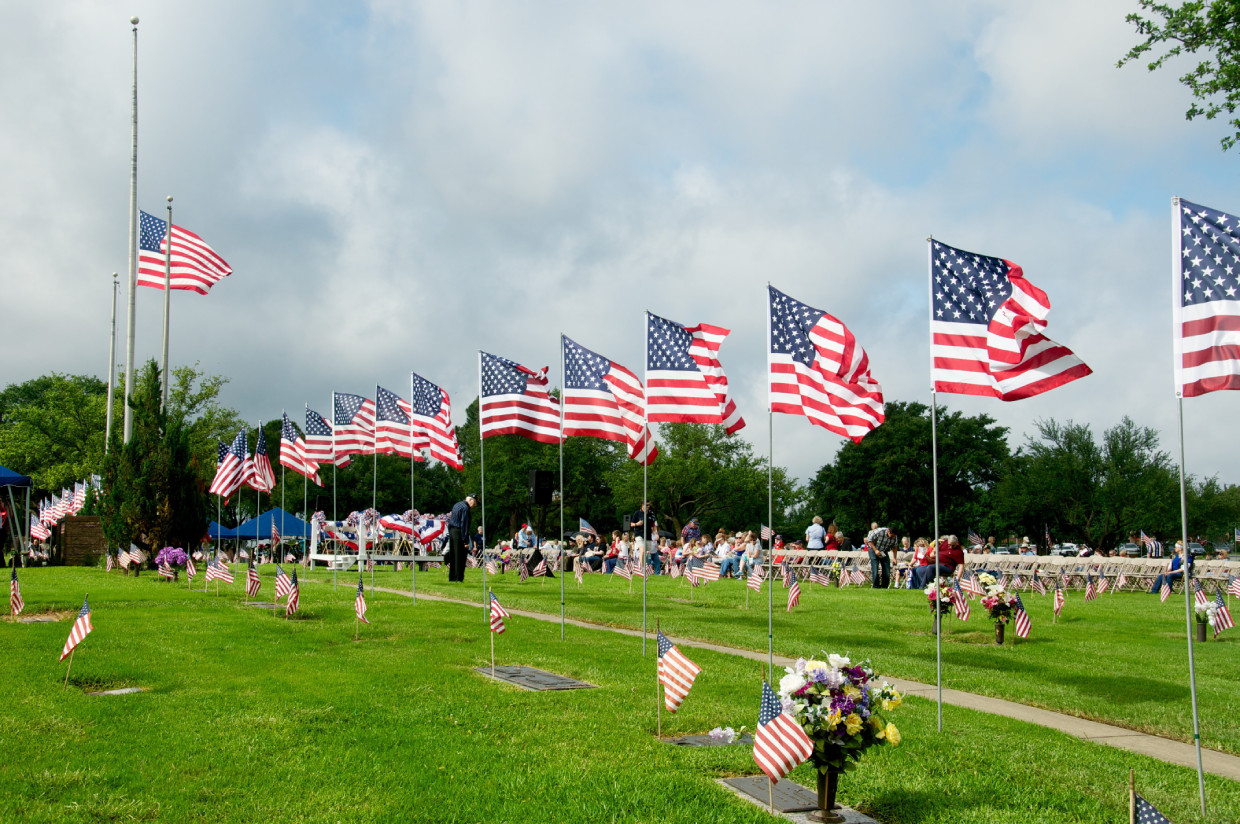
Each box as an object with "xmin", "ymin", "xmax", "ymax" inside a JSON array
[
  {"xmin": 394, "ymin": 565, "xmax": 1240, "ymax": 756},
  {"xmin": 0, "ymin": 567, "xmax": 1234, "ymax": 824}
]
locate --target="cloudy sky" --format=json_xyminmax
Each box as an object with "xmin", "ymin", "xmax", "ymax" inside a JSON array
[{"xmin": 4, "ymin": 1, "xmax": 1238, "ymax": 485}]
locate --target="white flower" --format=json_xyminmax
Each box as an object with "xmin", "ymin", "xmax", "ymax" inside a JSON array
[
  {"xmin": 779, "ymin": 671, "xmax": 807, "ymax": 697},
  {"xmin": 828, "ymin": 653, "xmax": 852, "ymax": 669}
]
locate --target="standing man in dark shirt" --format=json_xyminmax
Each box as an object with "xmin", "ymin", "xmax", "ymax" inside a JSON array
[
  {"xmin": 865, "ymin": 525, "xmax": 897, "ymax": 589},
  {"xmin": 446, "ymin": 493, "xmax": 477, "ymax": 582},
  {"xmin": 629, "ymin": 501, "xmax": 660, "ymax": 574}
]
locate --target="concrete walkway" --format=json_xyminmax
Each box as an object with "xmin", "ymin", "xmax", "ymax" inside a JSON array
[{"xmin": 366, "ymin": 584, "xmax": 1240, "ymax": 782}]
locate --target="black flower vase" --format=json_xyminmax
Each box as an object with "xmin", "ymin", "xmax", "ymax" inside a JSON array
[
  {"xmin": 995, "ymin": 621, "xmax": 1005, "ymax": 645},
  {"xmin": 808, "ymin": 765, "xmax": 844, "ymax": 823},
  {"xmin": 1196, "ymin": 621, "xmax": 1208, "ymax": 643}
]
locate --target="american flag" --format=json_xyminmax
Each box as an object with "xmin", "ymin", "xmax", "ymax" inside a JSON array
[
  {"xmin": 951, "ymin": 580, "xmax": 971, "ymax": 621},
  {"xmin": 614, "ymin": 561, "xmax": 631, "ymax": 581},
  {"xmin": 1213, "ymin": 591, "xmax": 1234, "ymax": 636},
  {"xmin": 136, "ymin": 210, "xmax": 232, "ymax": 294},
  {"xmin": 409, "ymin": 373, "xmax": 464, "ymax": 469},
  {"xmin": 30, "ymin": 516, "xmax": 50, "ymax": 541},
  {"xmin": 1011, "ymin": 573, "xmax": 1024, "ymax": 590},
  {"xmin": 117, "ymin": 547, "xmax": 131, "ymax": 568},
  {"xmin": 489, "ymin": 592, "xmax": 509, "ymax": 634},
  {"xmin": 786, "ymin": 578, "xmax": 801, "ymax": 612},
  {"xmin": 248, "ymin": 426, "xmax": 275, "ymax": 492},
  {"xmin": 9, "ymin": 567, "xmax": 23, "ymax": 616},
  {"xmin": 1054, "ymin": 582, "xmax": 1065, "ymax": 617},
  {"xmin": 304, "ymin": 407, "xmax": 350, "ymax": 468},
  {"xmin": 519, "ymin": 560, "xmax": 530, "ymax": 582},
  {"xmin": 1172, "ymin": 198, "xmax": 1240, "ymax": 396},
  {"xmin": 1160, "ymin": 577, "xmax": 1172, "ymax": 603},
  {"xmin": 279, "ymin": 413, "xmax": 322, "ymax": 486},
  {"xmin": 839, "ymin": 563, "xmax": 852, "ymax": 588},
  {"xmin": 333, "ymin": 392, "xmax": 376, "ymax": 459},
  {"xmin": 158, "ymin": 561, "xmax": 175, "ymax": 580},
  {"xmin": 688, "ymin": 565, "xmax": 702, "ymax": 587},
  {"xmin": 272, "ymin": 520, "xmax": 281, "ymax": 544},
  {"xmin": 747, "ymin": 565, "xmax": 764, "ymax": 592},
  {"xmin": 59, "ymin": 596, "xmax": 93, "ymax": 661},
  {"xmin": 961, "ymin": 568, "xmax": 984, "ymax": 598},
  {"xmin": 532, "ymin": 559, "xmax": 547, "ymax": 578},
  {"xmin": 670, "ymin": 560, "xmax": 682, "ymax": 579},
  {"xmin": 579, "ymin": 518, "xmax": 598, "ymax": 538},
  {"xmin": 1140, "ymin": 530, "xmax": 1163, "ymax": 558},
  {"xmin": 1193, "ymin": 578, "xmax": 1209, "ymax": 608},
  {"xmin": 466, "ymin": 554, "xmax": 479, "ymax": 569},
  {"xmin": 781, "ymin": 558, "xmax": 792, "ymax": 588},
  {"xmin": 646, "ymin": 312, "xmax": 745, "ymax": 433},
  {"xmin": 286, "ymin": 570, "xmax": 300, "ymax": 616},
  {"xmin": 1116, "ymin": 572, "xmax": 1129, "ymax": 591},
  {"xmin": 1045, "ymin": 524, "xmax": 1053, "ymax": 552},
  {"xmin": 186, "ymin": 556, "xmax": 196, "ymax": 579},
  {"xmin": 996, "ymin": 572, "xmax": 1009, "ymax": 588},
  {"xmin": 1229, "ymin": 575, "xmax": 1240, "ymax": 598},
  {"xmin": 850, "ymin": 565, "xmax": 866, "ymax": 585},
  {"xmin": 1031, "ymin": 571, "xmax": 1046, "ymax": 596},
  {"xmin": 968, "ymin": 528, "xmax": 984, "ymax": 547},
  {"xmin": 479, "ymin": 352, "xmax": 560, "ymax": 444},
  {"xmin": 760, "ymin": 524, "xmax": 773, "ymax": 541},
  {"xmin": 246, "ymin": 561, "xmax": 261, "ymax": 597},
  {"xmin": 1012, "ymin": 593, "xmax": 1031, "ymax": 638},
  {"xmin": 208, "ymin": 430, "xmax": 250, "ymax": 501},
  {"xmin": 810, "ymin": 569, "xmax": 831, "ymax": 587},
  {"xmin": 562, "ymin": 336, "xmax": 657, "ymax": 464},
  {"xmin": 105, "ymin": 552, "xmax": 115, "ymax": 573},
  {"xmin": 1084, "ymin": 575, "xmax": 1097, "ymax": 602},
  {"xmin": 1134, "ymin": 794, "xmax": 1172, "ymax": 824},
  {"xmin": 657, "ymin": 630, "xmax": 701, "ymax": 712},
  {"xmin": 274, "ymin": 565, "xmax": 292, "ymax": 599},
  {"xmin": 355, "ymin": 574, "xmax": 370, "ymax": 624},
  {"xmin": 206, "ymin": 559, "xmax": 234, "ymax": 584},
  {"xmin": 695, "ymin": 563, "xmax": 721, "ymax": 583},
  {"xmin": 1096, "ymin": 575, "xmax": 1109, "ymax": 595},
  {"xmin": 574, "ymin": 561, "xmax": 585, "ymax": 585},
  {"xmin": 485, "ymin": 560, "xmax": 499, "ymax": 576},
  {"xmin": 930, "ymin": 239, "xmax": 1091, "ymax": 400},
  {"xmin": 767, "ymin": 286, "xmax": 884, "ymax": 442},
  {"xmin": 72, "ymin": 482, "xmax": 86, "ymax": 513},
  {"xmin": 631, "ymin": 559, "xmax": 646, "ymax": 579},
  {"xmin": 375, "ymin": 385, "xmax": 416, "ymax": 458},
  {"xmin": 753, "ymin": 681, "xmax": 813, "ymax": 782}
]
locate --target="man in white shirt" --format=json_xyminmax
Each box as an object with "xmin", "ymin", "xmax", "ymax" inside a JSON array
[{"xmin": 805, "ymin": 516, "xmax": 826, "ymax": 549}]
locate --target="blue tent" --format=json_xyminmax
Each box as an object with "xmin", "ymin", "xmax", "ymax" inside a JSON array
[
  {"xmin": 232, "ymin": 508, "xmax": 311, "ymax": 540},
  {"xmin": 0, "ymin": 466, "xmax": 32, "ymax": 488},
  {"xmin": 207, "ymin": 521, "xmax": 233, "ymax": 539}
]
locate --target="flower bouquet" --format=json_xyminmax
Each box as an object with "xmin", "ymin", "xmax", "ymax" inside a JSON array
[
  {"xmin": 925, "ymin": 577, "xmax": 953, "ymax": 615},
  {"xmin": 977, "ymin": 573, "xmax": 1017, "ymax": 622},
  {"xmin": 155, "ymin": 546, "xmax": 188, "ymax": 581},
  {"xmin": 778, "ymin": 655, "xmax": 902, "ymax": 821}
]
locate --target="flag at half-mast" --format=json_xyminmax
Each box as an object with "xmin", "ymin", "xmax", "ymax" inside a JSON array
[
  {"xmin": 248, "ymin": 426, "xmax": 275, "ymax": 492},
  {"xmin": 136, "ymin": 210, "xmax": 232, "ymax": 294},
  {"xmin": 208, "ymin": 430, "xmax": 250, "ymax": 501},
  {"xmin": 930, "ymin": 239, "xmax": 1091, "ymax": 400},
  {"xmin": 1173, "ymin": 198, "xmax": 1240, "ymax": 396},
  {"xmin": 768, "ymin": 286, "xmax": 884, "ymax": 443},
  {"xmin": 303, "ymin": 407, "xmax": 350, "ymax": 468},
  {"xmin": 333, "ymin": 393, "xmax": 376, "ymax": 459},
  {"xmin": 279, "ymin": 412, "xmax": 322, "ymax": 485},
  {"xmin": 646, "ymin": 312, "xmax": 745, "ymax": 433},
  {"xmin": 562, "ymin": 335, "xmax": 657, "ymax": 464},
  {"xmin": 375, "ymin": 385, "xmax": 416, "ymax": 459},
  {"xmin": 479, "ymin": 352, "xmax": 560, "ymax": 444},
  {"xmin": 410, "ymin": 373, "xmax": 464, "ymax": 469}
]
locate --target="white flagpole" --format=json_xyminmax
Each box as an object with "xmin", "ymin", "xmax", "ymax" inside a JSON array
[
  {"xmin": 122, "ymin": 17, "xmax": 139, "ymax": 444},
  {"xmin": 105, "ymin": 272, "xmax": 118, "ymax": 452},
  {"xmin": 255, "ymin": 421, "xmax": 261, "ymax": 570},
  {"xmin": 159, "ymin": 196, "xmax": 173, "ymax": 409},
  {"xmin": 928, "ymin": 235, "xmax": 943, "ymax": 734},
  {"xmin": 411, "ymin": 372, "xmax": 417, "ymax": 601},
  {"xmin": 372, "ymin": 383, "xmax": 379, "ymax": 513},
  {"xmin": 766, "ymin": 284, "xmax": 774, "ymax": 681},
  {"xmin": 642, "ymin": 313, "xmax": 649, "ymax": 657},
  {"xmin": 1171, "ymin": 196, "xmax": 1208, "ymax": 817},
  {"xmin": 479, "ymin": 352, "xmax": 488, "ymax": 616},
  {"xmin": 331, "ymin": 393, "xmax": 338, "ymax": 592},
  {"xmin": 559, "ymin": 335, "xmax": 566, "ymax": 641}
]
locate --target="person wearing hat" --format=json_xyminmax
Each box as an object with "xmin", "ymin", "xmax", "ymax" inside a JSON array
[
  {"xmin": 680, "ymin": 517, "xmax": 701, "ymax": 543},
  {"xmin": 446, "ymin": 493, "xmax": 478, "ymax": 582}
]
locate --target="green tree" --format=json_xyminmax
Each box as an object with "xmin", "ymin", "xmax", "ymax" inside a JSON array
[
  {"xmin": 1120, "ymin": 0, "xmax": 1240, "ymax": 150},
  {"xmin": 0, "ymin": 374, "xmax": 107, "ymax": 491},
  {"xmin": 805, "ymin": 401, "xmax": 1010, "ymax": 540},
  {"xmin": 98, "ymin": 361, "xmax": 208, "ymax": 565}
]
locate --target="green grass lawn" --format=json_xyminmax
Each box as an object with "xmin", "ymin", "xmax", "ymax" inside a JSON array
[
  {"xmin": 0, "ymin": 566, "xmax": 1235, "ymax": 824},
  {"xmin": 389, "ymin": 565, "xmax": 1240, "ymax": 757}
]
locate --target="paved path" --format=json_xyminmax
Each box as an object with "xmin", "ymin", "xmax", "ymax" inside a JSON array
[{"xmin": 365, "ymin": 584, "xmax": 1240, "ymax": 782}]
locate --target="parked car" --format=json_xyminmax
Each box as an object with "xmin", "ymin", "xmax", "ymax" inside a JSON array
[
  {"xmin": 1188, "ymin": 542, "xmax": 1209, "ymax": 558},
  {"xmin": 1052, "ymin": 543, "xmax": 1079, "ymax": 557},
  {"xmin": 1115, "ymin": 542, "xmax": 1145, "ymax": 558}
]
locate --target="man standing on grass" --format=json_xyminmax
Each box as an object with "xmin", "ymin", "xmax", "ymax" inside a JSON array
[
  {"xmin": 446, "ymin": 493, "xmax": 477, "ymax": 583},
  {"xmin": 629, "ymin": 501, "xmax": 659, "ymax": 575},
  {"xmin": 865, "ymin": 525, "xmax": 897, "ymax": 589}
]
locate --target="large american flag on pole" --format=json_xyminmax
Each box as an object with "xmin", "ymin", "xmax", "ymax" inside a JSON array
[
  {"xmin": 375, "ymin": 385, "xmax": 416, "ymax": 459},
  {"xmin": 656, "ymin": 631, "xmax": 702, "ymax": 712},
  {"xmin": 136, "ymin": 210, "xmax": 232, "ymax": 294},
  {"xmin": 410, "ymin": 373, "xmax": 464, "ymax": 469},
  {"xmin": 208, "ymin": 430, "xmax": 249, "ymax": 501},
  {"xmin": 930, "ymin": 239, "xmax": 1091, "ymax": 400},
  {"xmin": 304, "ymin": 407, "xmax": 349, "ymax": 468},
  {"xmin": 753, "ymin": 681, "xmax": 813, "ymax": 782},
  {"xmin": 768, "ymin": 286, "xmax": 885, "ymax": 442},
  {"xmin": 479, "ymin": 352, "xmax": 561, "ymax": 444},
  {"xmin": 646, "ymin": 312, "xmax": 745, "ymax": 433},
  {"xmin": 279, "ymin": 412, "xmax": 322, "ymax": 485},
  {"xmin": 562, "ymin": 336, "xmax": 657, "ymax": 464},
  {"xmin": 333, "ymin": 393, "xmax": 376, "ymax": 459},
  {"xmin": 248, "ymin": 426, "xmax": 275, "ymax": 492},
  {"xmin": 1173, "ymin": 198, "xmax": 1240, "ymax": 396},
  {"xmin": 60, "ymin": 596, "xmax": 93, "ymax": 661}
]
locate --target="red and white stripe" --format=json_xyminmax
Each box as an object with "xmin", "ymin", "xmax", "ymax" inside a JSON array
[
  {"xmin": 646, "ymin": 314, "xmax": 745, "ymax": 433},
  {"xmin": 754, "ymin": 682, "xmax": 813, "ymax": 782},
  {"xmin": 411, "ymin": 374, "xmax": 465, "ymax": 470},
  {"xmin": 59, "ymin": 597, "xmax": 93, "ymax": 661},
  {"xmin": 136, "ymin": 213, "xmax": 232, "ymax": 295},
  {"xmin": 489, "ymin": 593, "xmax": 510, "ymax": 634},
  {"xmin": 656, "ymin": 632, "xmax": 701, "ymax": 712},
  {"xmin": 333, "ymin": 393, "xmax": 376, "ymax": 459},
  {"xmin": 479, "ymin": 353, "xmax": 561, "ymax": 444},
  {"xmin": 562, "ymin": 336, "xmax": 657, "ymax": 465}
]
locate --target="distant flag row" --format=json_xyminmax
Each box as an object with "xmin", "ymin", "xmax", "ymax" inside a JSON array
[{"xmin": 34, "ymin": 476, "xmax": 101, "ymax": 533}]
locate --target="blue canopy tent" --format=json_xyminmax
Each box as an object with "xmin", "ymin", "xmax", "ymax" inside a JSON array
[
  {"xmin": 0, "ymin": 465, "xmax": 33, "ymax": 563},
  {"xmin": 207, "ymin": 521, "xmax": 234, "ymax": 540},
  {"xmin": 231, "ymin": 508, "xmax": 311, "ymax": 540}
]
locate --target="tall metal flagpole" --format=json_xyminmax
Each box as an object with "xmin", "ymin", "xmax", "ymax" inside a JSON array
[
  {"xmin": 642, "ymin": 313, "xmax": 649, "ymax": 657},
  {"xmin": 122, "ymin": 16, "xmax": 139, "ymax": 444},
  {"xmin": 160, "ymin": 196, "xmax": 173, "ymax": 408},
  {"xmin": 927, "ymin": 235, "xmax": 943, "ymax": 734},
  {"xmin": 766, "ymin": 285, "xmax": 774, "ymax": 681},
  {"xmin": 372, "ymin": 384, "xmax": 378, "ymax": 512},
  {"xmin": 254, "ymin": 421, "xmax": 261, "ymax": 567},
  {"xmin": 479, "ymin": 352, "xmax": 487, "ymax": 616},
  {"xmin": 1171, "ymin": 196, "xmax": 1208, "ymax": 817},
  {"xmin": 559, "ymin": 335, "xmax": 566, "ymax": 641},
  {"xmin": 105, "ymin": 273, "xmax": 118, "ymax": 452},
  {"xmin": 331, "ymin": 393, "xmax": 338, "ymax": 592},
  {"xmin": 410, "ymin": 372, "xmax": 417, "ymax": 600}
]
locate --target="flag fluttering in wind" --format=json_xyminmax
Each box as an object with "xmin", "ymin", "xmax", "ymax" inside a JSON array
[
  {"xmin": 646, "ymin": 313, "xmax": 745, "ymax": 433},
  {"xmin": 60, "ymin": 596, "xmax": 93, "ymax": 661},
  {"xmin": 274, "ymin": 565, "xmax": 292, "ymax": 600},
  {"xmin": 249, "ymin": 426, "xmax": 275, "ymax": 493},
  {"xmin": 279, "ymin": 413, "xmax": 323, "ymax": 485},
  {"xmin": 753, "ymin": 681, "xmax": 812, "ymax": 782},
  {"xmin": 489, "ymin": 592, "xmax": 509, "ymax": 634},
  {"xmin": 1012, "ymin": 593, "xmax": 1031, "ymax": 638},
  {"xmin": 208, "ymin": 430, "xmax": 250, "ymax": 501},
  {"xmin": 333, "ymin": 393, "xmax": 376, "ymax": 459},
  {"xmin": 1173, "ymin": 198, "xmax": 1240, "ymax": 397},
  {"xmin": 930, "ymin": 239, "xmax": 1091, "ymax": 400},
  {"xmin": 286, "ymin": 570, "xmax": 300, "ymax": 615},
  {"xmin": 479, "ymin": 352, "xmax": 561, "ymax": 444},
  {"xmin": 562, "ymin": 336, "xmax": 657, "ymax": 464},
  {"xmin": 767, "ymin": 286, "xmax": 884, "ymax": 443},
  {"xmin": 786, "ymin": 578, "xmax": 801, "ymax": 612},
  {"xmin": 246, "ymin": 561, "xmax": 261, "ymax": 597},
  {"xmin": 10, "ymin": 568, "xmax": 23, "ymax": 616},
  {"xmin": 355, "ymin": 574, "xmax": 369, "ymax": 624},
  {"xmin": 136, "ymin": 210, "xmax": 232, "ymax": 294},
  {"xmin": 304, "ymin": 408, "xmax": 350, "ymax": 468},
  {"xmin": 410, "ymin": 373, "xmax": 464, "ymax": 469},
  {"xmin": 656, "ymin": 630, "xmax": 701, "ymax": 712},
  {"xmin": 375, "ymin": 385, "xmax": 416, "ymax": 459}
]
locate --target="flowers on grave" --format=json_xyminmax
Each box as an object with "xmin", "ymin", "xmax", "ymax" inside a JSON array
[
  {"xmin": 776, "ymin": 655, "xmax": 902, "ymax": 773},
  {"xmin": 977, "ymin": 572, "xmax": 1018, "ymax": 622},
  {"xmin": 1199, "ymin": 600, "xmax": 1228, "ymax": 630},
  {"xmin": 708, "ymin": 725, "xmax": 745, "ymax": 744},
  {"xmin": 925, "ymin": 577, "xmax": 954, "ymax": 611},
  {"xmin": 155, "ymin": 546, "xmax": 188, "ymax": 567}
]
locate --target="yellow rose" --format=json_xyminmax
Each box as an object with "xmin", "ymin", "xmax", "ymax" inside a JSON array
[
  {"xmin": 844, "ymin": 713, "xmax": 863, "ymax": 735},
  {"xmin": 843, "ymin": 684, "xmax": 861, "ymax": 700},
  {"xmin": 868, "ymin": 716, "xmax": 884, "ymax": 732},
  {"xmin": 885, "ymin": 723, "xmax": 901, "ymax": 745},
  {"xmin": 826, "ymin": 710, "xmax": 842, "ymax": 730}
]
